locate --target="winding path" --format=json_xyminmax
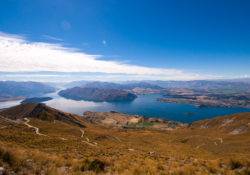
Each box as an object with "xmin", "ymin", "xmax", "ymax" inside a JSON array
[
  {"xmin": 23, "ymin": 118, "xmax": 46, "ymax": 136},
  {"xmin": 217, "ymin": 137, "xmax": 223, "ymax": 143},
  {"xmin": 80, "ymin": 128, "xmax": 97, "ymax": 147},
  {"xmin": 80, "ymin": 129, "xmax": 85, "ymax": 138}
]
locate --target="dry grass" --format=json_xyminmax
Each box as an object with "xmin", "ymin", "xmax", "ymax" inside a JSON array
[{"xmin": 0, "ymin": 114, "xmax": 250, "ymax": 174}]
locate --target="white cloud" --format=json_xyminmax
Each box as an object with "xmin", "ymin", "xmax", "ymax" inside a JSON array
[{"xmin": 0, "ymin": 32, "xmax": 211, "ymax": 81}]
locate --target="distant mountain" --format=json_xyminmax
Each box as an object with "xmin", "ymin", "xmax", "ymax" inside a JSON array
[
  {"xmin": 64, "ymin": 81, "xmax": 163, "ymax": 90},
  {"xmin": 63, "ymin": 81, "xmax": 163, "ymax": 95},
  {"xmin": 64, "ymin": 80, "xmax": 250, "ymax": 93},
  {"xmin": 148, "ymin": 80, "xmax": 250, "ymax": 92},
  {"xmin": 0, "ymin": 103, "xmax": 84, "ymax": 127},
  {"xmin": 83, "ymin": 81, "xmax": 124, "ymax": 89},
  {"xmin": 63, "ymin": 80, "xmax": 90, "ymax": 88},
  {"xmin": 59, "ymin": 87, "xmax": 137, "ymax": 102},
  {"xmin": 0, "ymin": 81, "xmax": 55, "ymax": 101},
  {"xmin": 121, "ymin": 82, "xmax": 163, "ymax": 90}
]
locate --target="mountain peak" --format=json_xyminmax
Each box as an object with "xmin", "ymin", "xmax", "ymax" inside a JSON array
[{"xmin": 0, "ymin": 103, "xmax": 85, "ymax": 127}]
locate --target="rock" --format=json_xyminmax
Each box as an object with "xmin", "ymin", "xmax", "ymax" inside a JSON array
[
  {"xmin": 0, "ymin": 167, "xmax": 5, "ymax": 175},
  {"xmin": 229, "ymin": 126, "xmax": 247, "ymax": 135},
  {"xmin": 128, "ymin": 117, "xmax": 142, "ymax": 124}
]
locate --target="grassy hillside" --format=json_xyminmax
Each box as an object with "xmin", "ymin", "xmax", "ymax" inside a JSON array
[{"xmin": 0, "ymin": 104, "xmax": 249, "ymax": 174}]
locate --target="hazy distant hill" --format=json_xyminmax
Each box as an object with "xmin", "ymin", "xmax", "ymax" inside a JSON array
[
  {"xmin": 63, "ymin": 80, "xmax": 90, "ymax": 88},
  {"xmin": 0, "ymin": 81, "xmax": 55, "ymax": 101},
  {"xmin": 65, "ymin": 81, "xmax": 163, "ymax": 90},
  {"xmin": 64, "ymin": 80, "xmax": 250, "ymax": 93},
  {"xmin": 148, "ymin": 80, "xmax": 250, "ymax": 92},
  {"xmin": 59, "ymin": 87, "xmax": 137, "ymax": 102}
]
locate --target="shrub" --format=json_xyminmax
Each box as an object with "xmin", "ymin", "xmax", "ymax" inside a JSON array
[
  {"xmin": 81, "ymin": 159, "xmax": 107, "ymax": 173},
  {"xmin": 229, "ymin": 159, "xmax": 243, "ymax": 170},
  {"xmin": 2, "ymin": 151, "xmax": 16, "ymax": 166}
]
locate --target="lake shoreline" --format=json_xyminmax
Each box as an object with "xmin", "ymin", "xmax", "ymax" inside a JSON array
[{"xmin": 1, "ymin": 93, "xmax": 250, "ymax": 123}]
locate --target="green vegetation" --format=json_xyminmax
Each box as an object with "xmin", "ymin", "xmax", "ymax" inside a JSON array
[{"xmin": 127, "ymin": 121, "xmax": 155, "ymax": 128}]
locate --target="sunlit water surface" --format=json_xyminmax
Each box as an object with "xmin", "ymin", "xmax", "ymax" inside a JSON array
[{"xmin": 1, "ymin": 92, "xmax": 250, "ymax": 123}]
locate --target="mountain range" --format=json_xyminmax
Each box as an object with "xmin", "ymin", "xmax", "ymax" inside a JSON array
[{"xmin": 0, "ymin": 81, "xmax": 55, "ymax": 101}]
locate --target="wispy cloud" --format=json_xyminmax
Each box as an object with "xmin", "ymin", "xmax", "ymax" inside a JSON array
[
  {"xmin": 0, "ymin": 31, "xmax": 212, "ymax": 81},
  {"xmin": 42, "ymin": 34, "xmax": 63, "ymax": 42}
]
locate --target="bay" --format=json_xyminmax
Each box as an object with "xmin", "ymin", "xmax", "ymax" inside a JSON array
[{"xmin": 1, "ymin": 92, "xmax": 250, "ymax": 123}]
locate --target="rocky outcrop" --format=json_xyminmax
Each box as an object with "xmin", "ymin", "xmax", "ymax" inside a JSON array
[{"xmin": 83, "ymin": 111, "xmax": 185, "ymax": 130}]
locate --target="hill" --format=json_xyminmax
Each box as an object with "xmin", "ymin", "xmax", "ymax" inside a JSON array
[
  {"xmin": 0, "ymin": 104, "xmax": 249, "ymax": 174},
  {"xmin": 64, "ymin": 81, "xmax": 163, "ymax": 94},
  {"xmin": 0, "ymin": 103, "xmax": 84, "ymax": 127},
  {"xmin": 191, "ymin": 112, "xmax": 250, "ymax": 135},
  {"xmin": 21, "ymin": 97, "xmax": 53, "ymax": 104},
  {"xmin": 148, "ymin": 80, "xmax": 250, "ymax": 91},
  {"xmin": 59, "ymin": 87, "xmax": 137, "ymax": 102},
  {"xmin": 0, "ymin": 81, "xmax": 55, "ymax": 101}
]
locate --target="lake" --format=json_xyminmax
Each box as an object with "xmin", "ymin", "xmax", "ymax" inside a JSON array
[{"xmin": 1, "ymin": 92, "xmax": 250, "ymax": 123}]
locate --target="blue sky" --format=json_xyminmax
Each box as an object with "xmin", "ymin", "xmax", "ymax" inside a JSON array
[{"xmin": 0, "ymin": 0, "xmax": 250, "ymax": 81}]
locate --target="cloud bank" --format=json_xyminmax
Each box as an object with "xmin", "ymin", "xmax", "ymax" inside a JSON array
[{"xmin": 0, "ymin": 32, "xmax": 209, "ymax": 81}]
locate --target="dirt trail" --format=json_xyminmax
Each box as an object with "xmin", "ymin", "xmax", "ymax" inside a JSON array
[
  {"xmin": 24, "ymin": 118, "xmax": 47, "ymax": 136},
  {"xmin": 80, "ymin": 128, "xmax": 97, "ymax": 147},
  {"xmin": 80, "ymin": 129, "xmax": 85, "ymax": 138},
  {"xmin": 195, "ymin": 137, "xmax": 223, "ymax": 149},
  {"xmin": 196, "ymin": 143, "xmax": 205, "ymax": 149},
  {"xmin": 60, "ymin": 137, "xmax": 67, "ymax": 141},
  {"xmin": 217, "ymin": 137, "xmax": 223, "ymax": 143}
]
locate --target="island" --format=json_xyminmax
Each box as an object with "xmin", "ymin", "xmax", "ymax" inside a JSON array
[
  {"xmin": 21, "ymin": 97, "xmax": 53, "ymax": 104},
  {"xmin": 58, "ymin": 87, "xmax": 137, "ymax": 102}
]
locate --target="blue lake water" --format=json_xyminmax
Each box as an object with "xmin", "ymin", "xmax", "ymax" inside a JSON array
[{"xmin": 1, "ymin": 93, "xmax": 250, "ymax": 123}]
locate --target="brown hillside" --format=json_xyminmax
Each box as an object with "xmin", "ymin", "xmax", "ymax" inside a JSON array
[
  {"xmin": 0, "ymin": 103, "xmax": 85, "ymax": 127},
  {"xmin": 0, "ymin": 104, "xmax": 249, "ymax": 174},
  {"xmin": 191, "ymin": 112, "xmax": 250, "ymax": 135}
]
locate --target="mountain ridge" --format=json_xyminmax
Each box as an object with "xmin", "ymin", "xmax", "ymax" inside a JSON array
[
  {"xmin": 59, "ymin": 87, "xmax": 137, "ymax": 102},
  {"xmin": 0, "ymin": 103, "xmax": 85, "ymax": 127}
]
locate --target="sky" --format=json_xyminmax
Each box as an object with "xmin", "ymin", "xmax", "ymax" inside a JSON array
[{"xmin": 0, "ymin": 0, "xmax": 250, "ymax": 82}]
